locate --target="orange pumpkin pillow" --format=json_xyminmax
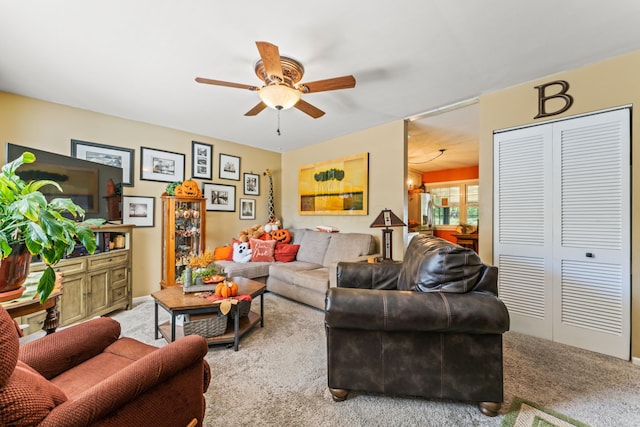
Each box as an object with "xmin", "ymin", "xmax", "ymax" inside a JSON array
[
  {"xmin": 271, "ymin": 229, "xmax": 291, "ymax": 244},
  {"xmin": 214, "ymin": 245, "xmax": 234, "ymax": 261}
]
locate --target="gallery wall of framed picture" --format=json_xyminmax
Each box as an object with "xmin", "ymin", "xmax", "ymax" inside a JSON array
[{"xmin": 69, "ymin": 137, "xmax": 269, "ymax": 223}]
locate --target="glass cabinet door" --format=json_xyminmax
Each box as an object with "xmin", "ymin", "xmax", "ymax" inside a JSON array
[{"xmin": 161, "ymin": 196, "xmax": 206, "ymax": 288}]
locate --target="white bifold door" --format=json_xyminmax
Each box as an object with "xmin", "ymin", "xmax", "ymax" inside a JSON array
[{"xmin": 493, "ymin": 108, "xmax": 630, "ymax": 359}]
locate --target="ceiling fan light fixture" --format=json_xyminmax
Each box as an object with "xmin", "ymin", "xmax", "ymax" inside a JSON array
[{"xmin": 259, "ymin": 84, "xmax": 300, "ymax": 110}]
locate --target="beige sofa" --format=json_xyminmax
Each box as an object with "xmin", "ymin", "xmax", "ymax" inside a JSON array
[{"xmin": 213, "ymin": 229, "xmax": 376, "ymax": 309}]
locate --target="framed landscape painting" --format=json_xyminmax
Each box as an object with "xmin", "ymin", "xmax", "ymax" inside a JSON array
[
  {"xmin": 298, "ymin": 152, "xmax": 369, "ymax": 215},
  {"xmin": 71, "ymin": 139, "xmax": 135, "ymax": 186},
  {"xmin": 140, "ymin": 147, "xmax": 185, "ymax": 183},
  {"xmin": 203, "ymin": 183, "xmax": 236, "ymax": 212},
  {"xmin": 122, "ymin": 196, "xmax": 155, "ymax": 227},
  {"xmin": 219, "ymin": 153, "xmax": 240, "ymax": 181},
  {"xmin": 239, "ymin": 198, "xmax": 255, "ymax": 220}
]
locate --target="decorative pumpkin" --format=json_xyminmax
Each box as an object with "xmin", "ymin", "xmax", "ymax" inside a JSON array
[
  {"xmin": 173, "ymin": 184, "xmax": 184, "ymax": 196},
  {"xmin": 181, "ymin": 179, "xmax": 202, "ymax": 197},
  {"xmin": 215, "ymin": 281, "xmax": 238, "ymax": 298},
  {"xmin": 271, "ymin": 229, "xmax": 291, "ymax": 244}
]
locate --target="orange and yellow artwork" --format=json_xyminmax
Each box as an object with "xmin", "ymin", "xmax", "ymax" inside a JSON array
[{"xmin": 298, "ymin": 152, "xmax": 368, "ymax": 215}]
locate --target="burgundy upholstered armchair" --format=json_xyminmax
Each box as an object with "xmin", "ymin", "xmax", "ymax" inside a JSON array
[
  {"xmin": 0, "ymin": 305, "xmax": 210, "ymax": 426},
  {"xmin": 325, "ymin": 234, "xmax": 509, "ymax": 416}
]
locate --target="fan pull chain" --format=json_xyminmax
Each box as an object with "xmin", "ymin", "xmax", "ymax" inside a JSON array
[{"xmin": 276, "ymin": 106, "xmax": 282, "ymax": 136}]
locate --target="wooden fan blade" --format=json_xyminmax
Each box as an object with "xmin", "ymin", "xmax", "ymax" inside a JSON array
[
  {"xmin": 195, "ymin": 77, "xmax": 259, "ymax": 91},
  {"xmin": 294, "ymin": 99, "xmax": 325, "ymax": 118},
  {"xmin": 298, "ymin": 75, "xmax": 356, "ymax": 93},
  {"xmin": 256, "ymin": 41, "xmax": 283, "ymax": 82},
  {"xmin": 245, "ymin": 102, "xmax": 267, "ymax": 116}
]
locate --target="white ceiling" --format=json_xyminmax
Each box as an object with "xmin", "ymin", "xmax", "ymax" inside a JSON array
[{"xmin": 1, "ymin": 1, "xmax": 639, "ymax": 159}]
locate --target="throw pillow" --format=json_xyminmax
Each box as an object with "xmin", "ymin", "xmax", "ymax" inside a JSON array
[
  {"xmin": 214, "ymin": 245, "xmax": 234, "ymax": 261},
  {"xmin": 274, "ymin": 243, "xmax": 300, "ymax": 263},
  {"xmin": 232, "ymin": 241, "xmax": 252, "ymax": 263},
  {"xmin": 250, "ymin": 239, "xmax": 277, "ymax": 262}
]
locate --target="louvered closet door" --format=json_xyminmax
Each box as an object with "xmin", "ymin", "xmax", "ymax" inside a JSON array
[
  {"xmin": 551, "ymin": 109, "xmax": 630, "ymax": 359},
  {"xmin": 494, "ymin": 108, "xmax": 630, "ymax": 360},
  {"xmin": 494, "ymin": 125, "xmax": 554, "ymax": 339}
]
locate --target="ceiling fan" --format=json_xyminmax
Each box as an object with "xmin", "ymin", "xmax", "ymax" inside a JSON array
[{"xmin": 195, "ymin": 41, "xmax": 356, "ymax": 119}]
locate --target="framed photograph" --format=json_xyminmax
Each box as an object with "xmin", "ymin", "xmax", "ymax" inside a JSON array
[
  {"xmin": 122, "ymin": 196, "xmax": 155, "ymax": 227},
  {"xmin": 191, "ymin": 141, "xmax": 213, "ymax": 180},
  {"xmin": 298, "ymin": 152, "xmax": 369, "ymax": 215},
  {"xmin": 203, "ymin": 183, "xmax": 236, "ymax": 212},
  {"xmin": 239, "ymin": 198, "xmax": 255, "ymax": 220},
  {"xmin": 140, "ymin": 147, "xmax": 185, "ymax": 183},
  {"xmin": 243, "ymin": 172, "xmax": 260, "ymax": 195},
  {"xmin": 71, "ymin": 139, "xmax": 135, "ymax": 186},
  {"xmin": 219, "ymin": 153, "xmax": 240, "ymax": 181}
]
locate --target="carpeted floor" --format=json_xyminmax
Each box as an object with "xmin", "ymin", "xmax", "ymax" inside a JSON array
[{"xmin": 107, "ymin": 292, "xmax": 640, "ymax": 427}]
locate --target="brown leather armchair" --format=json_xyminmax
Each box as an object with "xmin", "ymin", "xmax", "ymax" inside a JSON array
[
  {"xmin": 0, "ymin": 305, "xmax": 211, "ymax": 426},
  {"xmin": 325, "ymin": 235, "xmax": 509, "ymax": 416}
]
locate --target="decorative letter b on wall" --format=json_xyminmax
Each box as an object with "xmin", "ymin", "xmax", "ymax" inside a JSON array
[{"xmin": 534, "ymin": 80, "xmax": 574, "ymax": 119}]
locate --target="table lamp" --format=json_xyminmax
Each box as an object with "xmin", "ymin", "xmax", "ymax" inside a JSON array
[{"xmin": 370, "ymin": 209, "xmax": 406, "ymax": 261}]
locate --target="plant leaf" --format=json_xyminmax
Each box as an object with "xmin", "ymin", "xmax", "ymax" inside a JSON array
[{"xmin": 37, "ymin": 266, "xmax": 57, "ymax": 304}]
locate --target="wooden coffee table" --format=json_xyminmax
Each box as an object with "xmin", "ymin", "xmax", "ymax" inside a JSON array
[{"xmin": 151, "ymin": 277, "xmax": 265, "ymax": 351}]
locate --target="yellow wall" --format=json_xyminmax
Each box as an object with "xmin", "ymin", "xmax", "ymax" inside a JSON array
[
  {"xmin": 0, "ymin": 92, "xmax": 281, "ymax": 297},
  {"xmin": 281, "ymin": 120, "xmax": 407, "ymax": 258},
  {"xmin": 478, "ymin": 50, "xmax": 640, "ymax": 358}
]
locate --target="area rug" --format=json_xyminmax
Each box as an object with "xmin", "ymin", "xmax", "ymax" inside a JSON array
[{"xmin": 501, "ymin": 397, "xmax": 591, "ymax": 427}]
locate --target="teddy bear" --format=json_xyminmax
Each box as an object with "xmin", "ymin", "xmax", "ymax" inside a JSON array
[
  {"xmin": 238, "ymin": 224, "xmax": 266, "ymax": 242},
  {"xmin": 232, "ymin": 241, "xmax": 252, "ymax": 263}
]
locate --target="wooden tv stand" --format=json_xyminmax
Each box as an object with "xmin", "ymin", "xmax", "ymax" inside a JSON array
[{"xmin": 28, "ymin": 224, "xmax": 134, "ymax": 330}]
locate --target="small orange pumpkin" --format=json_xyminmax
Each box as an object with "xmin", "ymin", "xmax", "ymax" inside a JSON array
[
  {"xmin": 271, "ymin": 229, "xmax": 291, "ymax": 243},
  {"xmin": 215, "ymin": 281, "xmax": 239, "ymax": 298}
]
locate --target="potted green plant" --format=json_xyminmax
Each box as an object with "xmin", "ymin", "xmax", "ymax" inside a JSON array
[{"xmin": 0, "ymin": 152, "xmax": 104, "ymax": 303}]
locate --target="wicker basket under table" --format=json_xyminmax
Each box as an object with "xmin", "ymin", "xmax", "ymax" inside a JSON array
[
  {"xmin": 228, "ymin": 300, "xmax": 251, "ymax": 317},
  {"xmin": 183, "ymin": 313, "xmax": 228, "ymax": 337}
]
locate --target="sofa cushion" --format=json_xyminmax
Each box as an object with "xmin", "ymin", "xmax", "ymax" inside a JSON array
[
  {"xmin": 294, "ymin": 267, "xmax": 330, "ymax": 293},
  {"xmin": 289, "ymin": 228, "xmax": 307, "ymax": 245},
  {"xmin": 269, "ymin": 262, "xmax": 322, "ymax": 284},
  {"xmin": 295, "ymin": 230, "xmax": 332, "ymax": 265},
  {"xmin": 214, "ymin": 260, "xmax": 272, "ymax": 279},
  {"xmin": 1, "ymin": 360, "xmax": 68, "ymax": 426},
  {"xmin": 250, "ymin": 239, "xmax": 277, "ymax": 262},
  {"xmin": 397, "ymin": 234, "xmax": 483, "ymax": 293},
  {"xmin": 322, "ymin": 233, "xmax": 375, "ymax": 267},
  {"xmin": 274, "ymin": 243, "xmax": 300, "ymax": 263}
]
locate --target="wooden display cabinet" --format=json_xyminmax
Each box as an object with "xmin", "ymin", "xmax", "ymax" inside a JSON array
[{"xmin": 161, "ymin": 196, "xmax": 206, "ymax": 288}]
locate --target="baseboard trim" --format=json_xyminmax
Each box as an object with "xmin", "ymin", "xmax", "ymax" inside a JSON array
[
  {"xmin": 632, "ymin": 357, "xmax": 640, "ymax": 366},
  {"xmin": 132, "ymin": 295, "xmax": 152, "ymax": 304}
]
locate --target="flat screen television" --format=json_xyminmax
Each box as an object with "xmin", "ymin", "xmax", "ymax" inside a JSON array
[{"xmin": 5, "ymin": 143, "xmax": 123, "ymax": 222}]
